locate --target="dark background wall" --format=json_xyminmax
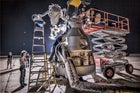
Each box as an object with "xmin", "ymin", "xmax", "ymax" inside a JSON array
[{"xmin": 1, "ymin": 0, "xmax": 140, "ymax": 55}]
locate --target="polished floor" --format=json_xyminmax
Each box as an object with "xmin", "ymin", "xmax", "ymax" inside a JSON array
[{"xmin": 0, "ymin": 55, "xmax": 140, "ymax": 93}]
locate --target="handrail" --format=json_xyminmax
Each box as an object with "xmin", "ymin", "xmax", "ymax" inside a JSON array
[{"xmin": 80, "ymin": 8, "xmax": 130, "ymax": 34}]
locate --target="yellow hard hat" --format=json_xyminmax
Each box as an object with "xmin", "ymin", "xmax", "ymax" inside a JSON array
[{"xmin": 69, "ymin": 0, "xmax": 81, "ymax": 7}]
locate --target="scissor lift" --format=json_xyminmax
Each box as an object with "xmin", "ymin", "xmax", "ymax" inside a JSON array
[{"xmin": 80, "ymin": 8, "xmax": 133, "ymax": 79}]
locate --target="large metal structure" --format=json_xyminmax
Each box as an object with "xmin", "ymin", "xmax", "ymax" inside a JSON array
[{"xmin": 28, "ymin": 0, "xmax": 139, "ymax": 93}]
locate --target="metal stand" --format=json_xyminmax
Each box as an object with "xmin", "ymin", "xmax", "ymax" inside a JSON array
[{"xmin": 28, "ymin": 15, "xmax": 56, "ymax": 93}]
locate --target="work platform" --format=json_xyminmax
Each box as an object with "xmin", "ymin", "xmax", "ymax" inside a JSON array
[{"xmin": 80, "ymin": 8, "xmax": 130, "ymax": 34}]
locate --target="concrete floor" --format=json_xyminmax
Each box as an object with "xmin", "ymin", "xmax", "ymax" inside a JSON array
[
  {"xmin": 0, "ymin": 55, "xmax": 140, "ymax": 93},
  {"xmin": 0, "ymin": 57, "xmax": 29, "ymax": 93}
]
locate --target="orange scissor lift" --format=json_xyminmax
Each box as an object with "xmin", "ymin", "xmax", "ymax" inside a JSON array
[{"xmin": 80, "ymin": 8, "xmax": 133, "ymax": 79}]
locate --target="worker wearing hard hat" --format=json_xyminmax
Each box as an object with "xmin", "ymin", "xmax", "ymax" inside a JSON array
[{"xmin": 19, "ymin": 50, "xmax": 27, "ymax": 88}]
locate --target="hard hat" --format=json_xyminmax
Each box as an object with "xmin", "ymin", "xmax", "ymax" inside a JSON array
[{"xmin": 21, "ymin": 50, "xmax": 27, "ymax": 54}]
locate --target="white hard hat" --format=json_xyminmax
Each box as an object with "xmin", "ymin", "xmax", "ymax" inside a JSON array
[{"xmin": 21, "ymin": 50, "xmax": 27, "ymax": 53}]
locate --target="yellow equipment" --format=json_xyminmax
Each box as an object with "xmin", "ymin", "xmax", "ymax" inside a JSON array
[{"xmin": 69, "ymin": 0, "xmax": 81, "ymax": 7}]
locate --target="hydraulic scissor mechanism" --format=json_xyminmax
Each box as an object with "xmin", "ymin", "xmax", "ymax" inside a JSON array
[
  {"xmin": 89, "ymin": 30, "xmax": 133, "ymax": 79},
  {"xmin": 90, "ymin": 30, "xmax": 127, "ymax": 58}
]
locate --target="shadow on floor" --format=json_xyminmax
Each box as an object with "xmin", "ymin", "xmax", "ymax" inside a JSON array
[
  {"xmin": 134, "ymin": 68, "xmax": 140, "ymax": 71},
  {"xmin": 116, "ymin": 72, "xmax": 140, "ymax": 81},
  {"xmin": 11, "ymin": 86, "xmax": 25, "ymax": 93}
]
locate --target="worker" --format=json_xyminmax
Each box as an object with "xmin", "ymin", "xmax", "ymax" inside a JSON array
[
  {"xmin": 19, "ymin": 51, "xmax": 27, "ymax": 87},
  {"xmin": 95, "ymin": 13, "xmax": 105, "ymax": 25},
  {"xmin": 48, "ymin": 33, "xmax": 66, "ymax": 62},
  {"xmin": 7, "ymin": 52, "xmax": 13, "ymax": 69}
]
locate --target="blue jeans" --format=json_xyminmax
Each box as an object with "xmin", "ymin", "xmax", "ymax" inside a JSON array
[
  {"xmin": 20, "ymin": 65, "xmax": 26, "ymax": 86},
  {"xmin": 48, "ymin": 45, "xmax": 60, "ymax": 62}
]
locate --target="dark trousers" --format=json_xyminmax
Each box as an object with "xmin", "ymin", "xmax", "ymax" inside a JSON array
[
  {"xmin": 26, "ymin": 58, "xmax": 30, "ymax": 67},
  {"xmin": 20, "ymin": 65, "xmax": 26, "ymax": 86},
  {"xmin": 48, "ymin": 46, "xmax": 57, "ymax": 62},
  {"xmin": 7, "ymin": 59, "xmax": 12, "ymax": 69}
]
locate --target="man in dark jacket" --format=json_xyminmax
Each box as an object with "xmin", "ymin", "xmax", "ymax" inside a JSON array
[
  {"xmin": 48, "ymin": 34, "xmax": 66, "ymax": 62},
  {"xmin": 7, "ymin": 52, "xmax": 12, "ymax": 69}
]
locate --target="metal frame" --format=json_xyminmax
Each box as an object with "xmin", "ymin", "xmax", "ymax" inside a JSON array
[{"xmin": 80, "ymin": 8, "xmax": 130, "ymax": 34}]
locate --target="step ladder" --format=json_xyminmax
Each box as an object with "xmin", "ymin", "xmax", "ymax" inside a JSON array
[{"xmin": 28, "ymin": 15, "xmax": 57, "ymax": 93}]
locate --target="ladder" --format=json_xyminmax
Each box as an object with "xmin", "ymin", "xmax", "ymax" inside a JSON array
[{"xmin": 28, "ymin": 15, "xmax": 56, "ymax": 93}]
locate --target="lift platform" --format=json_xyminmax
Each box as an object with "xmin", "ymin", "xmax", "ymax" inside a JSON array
[
  {"xmin": 80, "ymin": 8, "xmax": 130, "ymax": 34},
  {"xmin": 79, "ymin": 7, "xmax": 134, "ymax": 80}
]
